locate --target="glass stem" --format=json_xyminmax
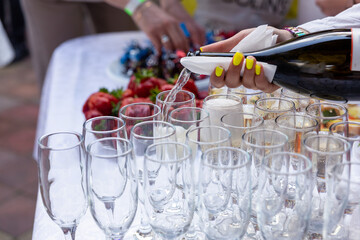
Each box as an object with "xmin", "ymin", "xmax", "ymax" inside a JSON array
[{"xmin": 62, "ymin": 225, "xmax": 77, "ymax": 240}]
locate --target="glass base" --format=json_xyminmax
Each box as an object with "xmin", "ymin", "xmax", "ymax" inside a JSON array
[{"xmin": 124, "ymin": 225, "xmax": 155, "ymax": 240}]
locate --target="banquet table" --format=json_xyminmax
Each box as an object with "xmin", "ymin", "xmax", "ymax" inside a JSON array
[{"xmin": 32, "ymin": 31, "xmax": 154, "ymax": 240}]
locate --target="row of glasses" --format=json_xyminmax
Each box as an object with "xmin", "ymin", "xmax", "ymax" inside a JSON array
[{"xmin": 37, "ymin": 87, "xmax": 359, "ymax": 240}]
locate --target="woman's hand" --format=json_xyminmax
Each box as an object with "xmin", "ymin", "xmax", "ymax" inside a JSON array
[
  {"xmin": 201, "ymin": 27, "xmax": 293, "ymax": 93},
  {"xmin": 132, "ymin": 1, "xmax": 189, "ymax": 53},
  {"xmin": 160, "ymin": 0, "xmax": 206, "ymax": 48}
]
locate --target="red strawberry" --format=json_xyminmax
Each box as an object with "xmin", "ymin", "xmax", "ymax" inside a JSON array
[
  {"xmin": 85, "ymin": 92, "xmax": 119, "ymax": 116},
  {"xmin": 84, "ymin": 109, "xmax": 103, "ymax": 120}
]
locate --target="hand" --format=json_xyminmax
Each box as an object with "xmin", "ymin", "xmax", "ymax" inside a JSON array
[
  {"xmin": 160, "ymin": 0, "xmax": 206, "ymax": 48},
  {"xmin": 201, "ymin": 27, "xmax": 293, "ymax": 93},
  {"xmin": 132, "ymin": 1, "xmax": 189, "ymax": 53}
]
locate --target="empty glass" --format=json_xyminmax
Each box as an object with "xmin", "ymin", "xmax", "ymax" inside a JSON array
[
  {"xmin": 168, "ymin": 107, "xmax": 210, "ymax": 144},
  {"xmin": 198, "ymin": 147, "xmax": 252, "ymax": 240},
  {"xmin": 329, "ymin": 121, "xmax": 360, "ymax": 161},
  {"xmin": 257, "ymin": 152, "xmax": 313, "ymax": 240},
  {"xmin": 119, "ymin": 102, "xmax": 161, "ymax": 136},
  {"xmin": 302, "ymin": 134, "xmax": 351, "ymax": 238},
  {"xmin": 230, "ymin": 87, "xmax": 265, "ymax": 114},
  {"xmin": 202, "ymin": 94, "xmax": 243, "ymax": 128},
  {"xmin": 241, "ymin": 129, "xmax": 289, "ymax": 231},
  {"xmin": 83, "ymin": 116, "xmax": 127, "ymax": 148},
  {"xmin": 275, "ymin": 113, "xmax": 319, "ymax": 153},
  {"xmin": 323, "ymin": 162, "xmax": 360, "ymax": 240},
  {"xmin": 37, "ymin": 132, "xmax": 88, "ymax": 240},
  {"xmin": 155, "ymin": 90, "xmax": 196, "ymax": 121},
  {"xmin": 254, "ymin": 97, "xmax": 296, "ymax": 128},
  {"xmin": 305, "ymin": 102, "xmax": 348, "ymax": 132},
  {"xmin": 280, "ymin": 88, "xmax": 317, "ymax": 112},
  {"xmin": 87, "ymin": 138, "xmax": 138, "ymax": 240},
  {"xmin": 143, "ymin": 142, "xmax": 195, "ymax": 239},
  {"xmin": 130, "ymin": 121, "xmax": 176, "ymax": 239},
  {"xmin": 221, "ymin": 112, "xmax": 264, "ymax": 148}
]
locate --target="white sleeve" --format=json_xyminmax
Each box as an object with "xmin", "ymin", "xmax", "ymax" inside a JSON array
[{"xmin": 298, "ymin": 4, "xmax": 360, "ymax": 33}]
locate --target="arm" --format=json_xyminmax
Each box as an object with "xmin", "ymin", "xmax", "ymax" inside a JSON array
[{"xmin": 299, "ymin": 3, "xmax": 360, "ymax": 33}]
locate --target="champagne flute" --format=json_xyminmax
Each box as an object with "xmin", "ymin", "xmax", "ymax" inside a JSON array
[
  {"xmin": 87, "ymin": 137, "xmax": 137, "ymax": 240},
  {"xmin": 221, "ymin": 112, "xmax": 264, "ymax": 148},
  {"xmin": 280, "ymin": 88, "xmax": 318, "ymax": 112},
  {"xmin": 202, "ymin": 94, "xmax": 242, "ymax": 128},
  {"xmin": 168, "ymin": 107, "xmax": 210, "ymax": 144},
  {"xmin": 323, "ymin": 162, "xmax": 360, "ymax": 240},
  {"xmin": 37, "ymin": 131, "xmax": 88, "ymax": 240},
  {"xmin": 329, "ymin": 121, "xmax": 360, "ymax": 161},
  {"xmin": 119, "ymin": 102, "xmax": 161, "ymax": 136},
  {"xmin": 198, "ymin": 147, "xmax": 252, "ymax": 240},
  {"xmin": 130, "ymin": 121, "xmax": 176, "ymax": 240},
  {"xmin": 82, "ymin": 116, "xmax": 127, "ymax": 148},
  {"xmin": 155, "ymin": 90, "xmax": 195, "ymax": 121},
  {"xmin": 257, "ymin": 152, "xmax": 313, "ymax": 240},
  {"xmin": 143, "ymin": 142, "xmax": 195, "ymax": 239},
  {"xmin": 254, "ymin": 97, "xmax": 296, "ymax": 128},
  {"xmin": 275, "ymin": 113, "xmax": 319, "ymax": 153},
  {"xmin": 241, "ymin": 129, "xmax": 288, "ymax": 237},
  {"xmin": 185, "ymin": 126, "xmax": 232, "ymax": 239},
  {"xmin": 305, "ymin": 102, "xmax": 348, "ymax": 132},
  {"xmin": 230, "ymin": 87, "xmax": 266, "ymax": 114},
  {"xmin": 302, "ymin": 134, "xmax": 351, "ymax": 239}
]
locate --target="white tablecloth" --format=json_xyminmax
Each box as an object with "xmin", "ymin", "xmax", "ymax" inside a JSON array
[{"xmin": 33, "ymin": 31, "xmax": 148, "ymax": 240}]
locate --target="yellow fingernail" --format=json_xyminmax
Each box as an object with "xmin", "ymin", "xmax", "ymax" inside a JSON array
[
  {"xmin": 199, "ymin": 47, "xmax": 203, "ymax": 52},
  {"xmin": 215, "ymin": 66, "xmax": 223, "ymax": 77},
  {"xmin": 255, "ymin": 64, "xmax": 261, "ymax": 75},
  {"xmin": 233, "ymin": 52, "xmax": 244, "ymax": 66},
  {"xmin": 246, "ymin": 58, "xmax": 254, "ymax": 70}
]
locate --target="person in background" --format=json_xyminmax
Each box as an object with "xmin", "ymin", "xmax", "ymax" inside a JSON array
[
  {"xmin": 204, "ymin": 2, "xmax": 360, "ymax": 93},
  {"xmin": 22, "ymin": 0, "xmax": 302, "ymax": 89},
  {"xmin": 21, "ymin": 0, "xmax": 204, "ymax": 88},
  {"xmin": 315, "ymin": 0, "xmax": 358, "ymax": 16}
]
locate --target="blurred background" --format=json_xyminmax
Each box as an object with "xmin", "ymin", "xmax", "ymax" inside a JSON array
[{"xmin": 0, "ymin": 0, "xmax": 325, "ymax": 239}]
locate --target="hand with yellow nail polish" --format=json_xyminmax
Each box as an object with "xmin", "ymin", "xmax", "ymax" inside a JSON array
[{"xmin": 201, "ymin": 26, "xmax": 289, "ymax": 93}]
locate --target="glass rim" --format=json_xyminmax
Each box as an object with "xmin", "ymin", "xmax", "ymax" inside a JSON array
[
  {"xmin": 203, "ymin": 93, "xmax": 242, "ymax": 104},
  {"xmin": 145, "ymin": 142, "xmax": 191, "ymax": 164},
  {"xmin": 334, "ymin": 162, "xmax": 360, "ymax": 185},
  {"xmin": 280, "ymin": 88, "xmax": 311, "ymax": 100},
  {"xmin": 131, "ymin": 120, "xmax": 176, "ymax": 140},
  {"xmin": 242, "ymin": 129, "xmax": 288, "ymax": 149},
  {"xmin": 254, "ymin": 97, "xmax": 296, "ymax": 113},
  {"xmin": 230, "ymin": 88, "xmax": 264, "ymax": 96},
  {"xmin": 262, "ymin": 152, "xmax": 312, "ymax": 176},
  {"xmin": 275, "ymin": 113, "xmax": 319, "ymax": 132},
  {"xmin": 155, "ymin": 90, "xmax": 195, "ymax": 104},
  {"xmin": 305, "ymin": 102, "xmax": 348, "ymax": 120},
  {"xmin": 83, "ymin": 116, "xmax": 126, "ymax": 134},
  {"xmin": 168, "ymin": 107, "xmax": 210, "ymax": 124},
  {"xmin": 202, "ymin": 147, "xmax": 251, "ymax": 170},
  {"xmin": 303, "ymin": 134, "xmax": 351, "ymax": 155},
  {"xmin": 119, "ymin": 102, "xmax": 161, "ymax": 120},
  {"xmin": 221, "ymin": 112, "xmax": 264, "ymax": 130},
  {"xmin": 186, "ymin": 125, "xmax": 231, "ymax": 145},
  {"xmin": 38, "ymin": 131, "xmax": 83, "ymax": 151},
  {"xmin": 329, "ymin": 121, "xmax": 360, "ymax": 141},
  {"xmin": 87, "ymin": 137, "xmax": 133, "ymax": 158}
]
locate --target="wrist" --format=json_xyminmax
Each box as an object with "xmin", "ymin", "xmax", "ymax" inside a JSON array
[
  {"xmin": 283, "ymin": 26, "xmax": 308, "ymax": 38},
  {"xmin": 124, "ymin": 0, "xmax": 147, "ymax": 16}
]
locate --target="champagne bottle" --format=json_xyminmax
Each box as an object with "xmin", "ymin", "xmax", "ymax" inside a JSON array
[{"xmin": 188, "ymin": 29, "xmax": 360, "ymax": 102}]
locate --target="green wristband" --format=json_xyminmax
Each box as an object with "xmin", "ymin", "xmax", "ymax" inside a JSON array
[{"xmin": 125, "ymin": 0, "xmax": 146, "ymax": 16}]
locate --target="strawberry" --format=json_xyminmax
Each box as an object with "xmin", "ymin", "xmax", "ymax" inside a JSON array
[
  {"xmin": 84, "ymin": 92, "xmax": 119, "ymax": 116},
  {"xmin": 120, "ymin": 97, "xmax": 152, "ymax": 108},
  {"xmin": 128, "ymin": 69, "xmax": 167, "ymax": 98},
  {"xmin": 160, "ymin": 84, "xmax": 175, "ymax": 92},
  {"xmin": 84, "ymin": 109, "xmax": 103, "ymax": 120},
  {"xmin": 198, "ymin": 90, "xmax": 209, "ymax": 99}
]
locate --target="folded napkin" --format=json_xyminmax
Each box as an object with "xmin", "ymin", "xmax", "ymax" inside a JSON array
[{"xmin": 181, "ymin": 25, "xmax": 278, "ymax": 82}]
